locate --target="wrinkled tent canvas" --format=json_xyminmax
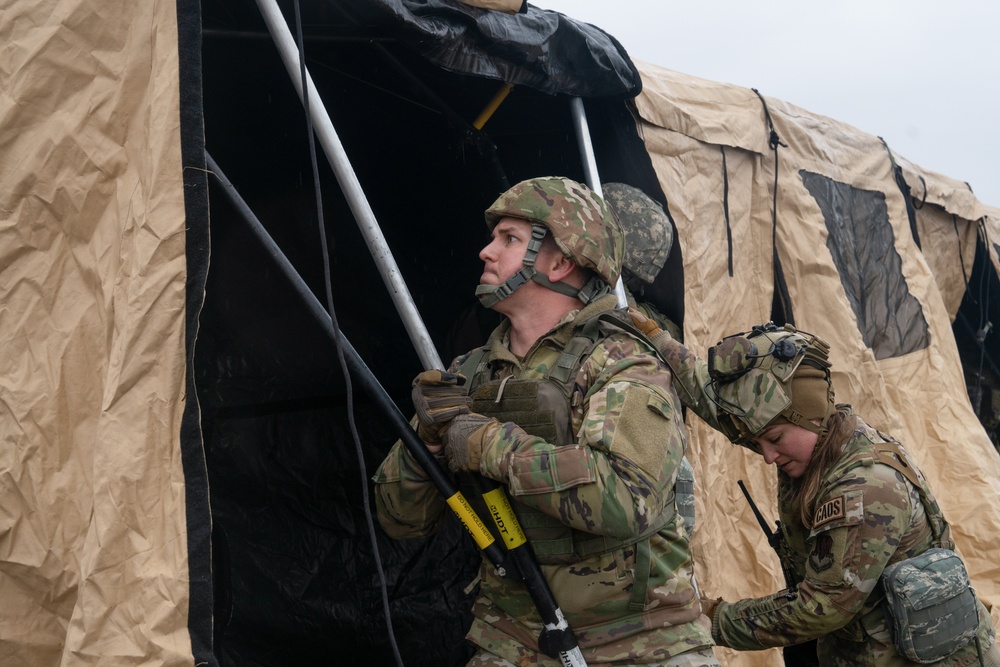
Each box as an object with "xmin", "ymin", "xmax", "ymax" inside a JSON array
[
  {"xmin": 1, "ymin": 0, "xmax": 211, "ymax": 664},
  {"xmin": 634, "ymin": 61, "xmax": 1000, "ymax": 666},
  {"xmin": 2, "ymin": 1, "xmax": 998, "ymax": 666}
]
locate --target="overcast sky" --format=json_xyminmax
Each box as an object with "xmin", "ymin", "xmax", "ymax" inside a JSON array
[{"xmin": 531, "ymin": 0, "xmax": 1000, "ymax": 209}]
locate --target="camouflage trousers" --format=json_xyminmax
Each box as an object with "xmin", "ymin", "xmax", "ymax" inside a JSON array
[{"xmin": 467, "ymin": 646, "xmax": 720, "ymax": 667}]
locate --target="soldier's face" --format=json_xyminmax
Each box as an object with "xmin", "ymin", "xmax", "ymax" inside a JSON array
[
  {"xmin": 754, "ymin": 422, "xmax": 818, "ymax": 479},
  {"xmin": 479, "ymin": 217, "xmax": 536, "ymax": 287}
]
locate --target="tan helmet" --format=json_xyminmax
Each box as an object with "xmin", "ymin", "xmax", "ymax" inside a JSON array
[
  {"xmin": 478, "ymin": 177, "xmax": 624, "ymax": 307},
  {"xmin": 706, "ymin": 323, "xmax": 836, "ymax": 447}
]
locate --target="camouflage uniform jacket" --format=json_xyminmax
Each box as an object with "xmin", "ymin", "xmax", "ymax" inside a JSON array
[
  {"xmin": 713, "ymin": 412, "xmax": 995, "ymax": 666},
  {"xmin": 374, "ymin": 294, "xmax": 714, "ymax": 665},
  {"xmin": 624, "ymin": 293, "xmax": 695, "ymax": 534}
]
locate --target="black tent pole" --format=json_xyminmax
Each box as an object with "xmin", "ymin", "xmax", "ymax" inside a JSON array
[
  {"xmin": 205, "ymin": 151, "xmax": 588, "ymax": 666},
  {"xmin": 204, "ymin": 150, "xmax": 501, "ymax": 560}
]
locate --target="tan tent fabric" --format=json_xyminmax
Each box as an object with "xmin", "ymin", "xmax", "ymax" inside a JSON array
[
  {"xmin": 3, "ymin": 3, "xmax": 998, "ymax": 663},
  {"xmin": 636, "ymin": 61, "xmax": 769, "ymax": 153},
  {"xmin": 634, "ymin": 61, "xmax": 1000, "ymax": 666},
  {"xmin": 1, "ymin": 1, "xmax": 194, "ymax": 664},
  {"xmin": 895, "ymin": 157, "xmax": 980, "ymax": 319}
]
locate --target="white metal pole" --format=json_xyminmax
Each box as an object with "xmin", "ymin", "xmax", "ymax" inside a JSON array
[
  {"xmin": 569, "ymin": 97, "xmax": 628, "ymax": 308},
  {"xmin": 255, "ymin": 0, "xmax": 444, "ymax": 370}
]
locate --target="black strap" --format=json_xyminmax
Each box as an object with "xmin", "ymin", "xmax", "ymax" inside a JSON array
[
  {"xmin": 974, "ymin": 216, "xmax": 993, "ymax": 407},
  {"xmin": 751, "ymin": 88, "xmax": 793, "ymax": 324},
  {"xmin": 879, "ymin": 136, "xmax": 922, "ymax": 251},
  {"xmin": 720, "ymin": 145, "xmax": 734, "ymax": 278},
  {"xmin": 953, "ymin": 214, "xmax": 970, "ymax": 287},
  {"xmin": 914, "ymin": 174, "xmax": 928, "ymax": 209}
]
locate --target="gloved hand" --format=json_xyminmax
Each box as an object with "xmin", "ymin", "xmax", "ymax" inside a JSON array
[
  {"xmin": 628, "ymin": 307, "xmax": 663, "ymax": 337},
  {"xmin": 442, "ymin": 413, "xmax": 498, "ymax": 473},
  {"xmin": 411, "ymin": 370, "xmax": 471, "ymax": 444},
  {"xmin": 700, "ymin": 596, "xmax": 725, "ymax": 621}
]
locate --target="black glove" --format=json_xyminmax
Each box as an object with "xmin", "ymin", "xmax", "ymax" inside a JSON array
[{"xmin": 411, "ymin": 370, "xmax": 471, "ymax": 444}]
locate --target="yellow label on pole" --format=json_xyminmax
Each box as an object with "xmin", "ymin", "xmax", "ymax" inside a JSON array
[
  {"xmin": 446, "ymin": 492, "xmax": 495, "ymax": 550},
  {"xmin": 483, "ymin": 487, "xmax": 527, "ymax": 548}
]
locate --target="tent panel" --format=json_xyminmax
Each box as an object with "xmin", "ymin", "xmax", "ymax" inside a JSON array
[
  {"xmin": 897, "ymin": 155, "xmax": 985, "ymax": 222},
  {"xmin": 0, "ymin": 0, "xmax": 198, "ymax": 664},
  {"xmin": 912, "ymin": 204, "xmax": 977, "ymax": 320},
  {"xmin": 984, "ymin": 208, "xmax": 1000, "ymax": 281},
  {"xmin": 633, "ymin": 62, "xmax": 769, "ymax": 154},
  {"xmin": 892, "ymin": 155, "xmax": 980, "ymax": 320}
]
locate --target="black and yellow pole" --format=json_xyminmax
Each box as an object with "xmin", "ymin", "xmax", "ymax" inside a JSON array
[
  {"xmin": 343, "ymin": 340, "xmax": 586, "ymax": 665},
  {"xmin": 472, "ymin": 475, "xmax": 586, "ymax": 665}
]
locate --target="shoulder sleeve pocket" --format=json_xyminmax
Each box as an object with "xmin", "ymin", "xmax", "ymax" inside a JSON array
[{"xmin": 508, "ymin": 444, "xmax": 596, "ymax": 495}]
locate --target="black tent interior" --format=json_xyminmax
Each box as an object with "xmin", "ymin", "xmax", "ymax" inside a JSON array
[
  {"xmin": 193, "ymin": 1, "xmax": 680, "ymax": 665},
  {"xmin": 187, "ymin": 1, "xmax": 1000, "ymax": 666}
]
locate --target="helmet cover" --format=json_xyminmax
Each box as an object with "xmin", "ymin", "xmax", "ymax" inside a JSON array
[
  {"xmin": 601, "ymin": 182, "xmax": 673, "ymax": 284},
  {"xmin": 484, "ymin": 176, "xmax": 624, "ymax": 287},
  {"xmin": 707, "ymin": 323, "xmax": 835, "ymax": 446}
]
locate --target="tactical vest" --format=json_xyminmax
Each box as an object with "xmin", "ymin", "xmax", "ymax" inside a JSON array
[
  {"xmin": 814, "ymin": 420, "xmax": 954, "ymax": 642},
  {"xmin": 867, "ymin": 433, "xmax": 951, "ymax": 549},
  {"xmin": 457, "ymin": 311, "xmax": 677, "ymax": 602}
]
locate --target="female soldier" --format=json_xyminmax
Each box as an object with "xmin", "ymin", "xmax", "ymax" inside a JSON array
[{"xmin": 629, "ymin": 314, "xmax": 999, "ymax": 666}]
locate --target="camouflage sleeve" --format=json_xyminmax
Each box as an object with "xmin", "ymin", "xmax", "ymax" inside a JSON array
[
  {"xmin": 372, "ymin": 421, "xmax": 452, "ymax": 539},
  {"xmin": 712, "ymin": 464, "xmax": 914, "ymax": 649},
  {"xmin": 646, "ymin": 329, "xmax": 720, "ymax": 428},
  {"xmin": 633, "ymin": 299, "xmax": 683, "ymax": 342},
  {"xmin": 372, "ymin": 355, "xmax": 473, "ymax": 538},
  {"xmin": 477, "ymin": 333, "xmax": 685, "ymax": 539}
]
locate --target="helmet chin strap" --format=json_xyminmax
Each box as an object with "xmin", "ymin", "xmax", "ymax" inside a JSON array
[
  {"xmin": 780, "ymin": 408, "xmax": 828, "ymax": 436},
  {"xmin": 476, "ymin": 224, "xmax": 609, "ymax": 308}
]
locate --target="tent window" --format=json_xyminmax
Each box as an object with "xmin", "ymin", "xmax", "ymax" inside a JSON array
[{"xmin": 801, "ymin": 170, "xmax": 930, "ymax": 360}]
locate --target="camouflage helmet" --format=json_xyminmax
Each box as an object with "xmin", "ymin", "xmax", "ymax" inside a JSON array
[
  {"xmin": 706, "ymin": 323, "xmax": 835, "ymax": 447},
  {"xmin": 602, "ymin": 182, "xmax": 673, "ymax": 285},
  {"xmin": 484, "ymin": 177, "xmax": 624, "ymax": 287}
]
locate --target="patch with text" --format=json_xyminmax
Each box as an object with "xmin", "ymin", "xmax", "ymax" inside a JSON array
[{"xmin": 813, "ymin": 495, "xmax": 846, "ymax": 529}]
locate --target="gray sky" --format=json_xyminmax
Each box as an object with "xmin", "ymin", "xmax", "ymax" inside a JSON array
[{"xmin": 532, "ymin": 0, "xmax": 1000, "ymax": 209}]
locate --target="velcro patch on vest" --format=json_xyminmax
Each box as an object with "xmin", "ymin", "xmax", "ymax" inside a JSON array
[
  {"xmin": 813, "ymin": 495, "xmax": 847, "ymax": 529},
  {"xmin": 808, "ymin": 532, "xmax": 835, "ymax": 573}
]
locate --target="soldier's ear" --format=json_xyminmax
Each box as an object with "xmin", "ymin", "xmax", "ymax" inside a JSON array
[{"xmin": 543, "ymin": 252, "xmax": 578, "ymax": 284}]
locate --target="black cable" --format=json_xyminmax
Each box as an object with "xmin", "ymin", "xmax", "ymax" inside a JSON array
[{"xmin": 291, "ymin": 3, "xmax": 404, "ymax": 664}]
